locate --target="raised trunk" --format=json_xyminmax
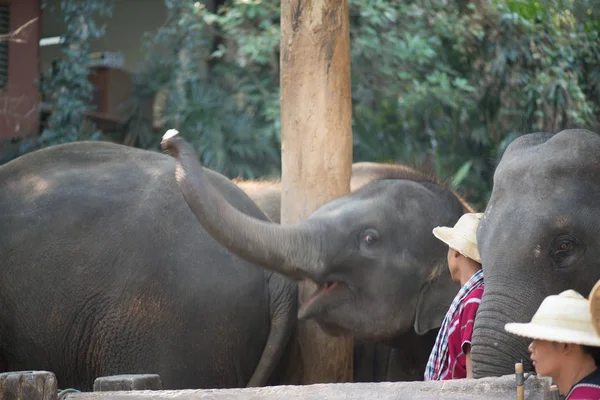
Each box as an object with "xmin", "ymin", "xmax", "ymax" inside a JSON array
[
  {"xmin": 279, "ymin": 0, "xmax": 354, "ymax": 385},
  {"xmin": 161, "ymin": 135, "xmax": 325, "ymax": 283},
  {"xmin": 471, "ymin": 290, "xmax": 535, "ymax": 378}
]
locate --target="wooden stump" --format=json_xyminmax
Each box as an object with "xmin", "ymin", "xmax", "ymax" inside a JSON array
[{"xmin": 0, "ymin": 371, "xmax": 57, "ymax": 400}]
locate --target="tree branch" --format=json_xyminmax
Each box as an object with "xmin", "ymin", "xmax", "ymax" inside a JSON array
[{"xmin": 0, "ymin": 17, "xmax": 39, "ymax": 43}]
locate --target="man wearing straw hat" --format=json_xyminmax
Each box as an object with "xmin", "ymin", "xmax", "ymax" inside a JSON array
[
  {"xmin": 505, "ymin": 290, "xmax": 600, "ymax": 399},
  {"xmin": 424, "ymin": 212, "xmax": 484, "ymax": 380}
]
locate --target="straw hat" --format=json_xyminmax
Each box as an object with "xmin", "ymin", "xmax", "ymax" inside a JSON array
[
  {"xmin": 505, "ymin": 290, "xmax": 600, "ymax": 347},
  {"xmin": 589, "ymin": 280, "xmax": 600, "ymax": 337},
  {"xmin": 432, "ymin": 212, "xmax": 483, "ymax": 264}
]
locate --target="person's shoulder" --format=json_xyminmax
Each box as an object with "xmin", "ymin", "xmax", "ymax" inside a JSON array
[
  {"xmin": 566, "ymin": 384, "xmax": 600, "ymax": 399},
  {"xmin": 565, "ymin": 368, "xmax": 600, "ymax": 399},
  {"xmin": 463, "ymin": 286, "xmax": 484, "ymax": 302}
]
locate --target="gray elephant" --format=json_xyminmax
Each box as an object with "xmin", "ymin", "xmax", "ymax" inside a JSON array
[
  {"xmin": 235, "ymin": 161, "xmax": 466, "ymax": 381},
  {"xmin": 471, "ymin": 128, "xmax": 600, "ymax": 377},
  {"xmin": 0, "ymin": 141, "xmax": 295, "ymax": 390},
  {"xmin": 162, "ymin": 135, "xmax": 474, "ymax": 374}
]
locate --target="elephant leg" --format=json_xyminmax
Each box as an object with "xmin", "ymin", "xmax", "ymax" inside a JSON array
[{"xmin": 246, "ymin": 272, "xmax": 298, "ymax": 387}]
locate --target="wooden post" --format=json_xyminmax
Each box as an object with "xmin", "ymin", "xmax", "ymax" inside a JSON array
[
  {"xmin": 0, "ymin": 371, "xmax": 57, "ymax": 400},
  {"xmin": 515, "ymin": 363, "xmax": 524, "ymax": 400},
  {"xmin": 279, "ymin": 0, "xmax": 354, "ymax": 385},
  {"xmin": 589, "ymin": 279, "xmax": 600, "ymax": 336}
]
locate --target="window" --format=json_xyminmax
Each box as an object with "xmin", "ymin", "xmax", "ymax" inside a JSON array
[{"xmin": 0, "ymin": 4, "xmax": 9, "ymax": 89}]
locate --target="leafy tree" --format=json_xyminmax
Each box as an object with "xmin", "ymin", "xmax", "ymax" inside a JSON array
[
  {"xmin": 129, "ymin": 0, "xmax": 599, "ymax": 208},
  {"xmin": 2, "ymin": 0, "xmax": 599, "ymax": 210}
]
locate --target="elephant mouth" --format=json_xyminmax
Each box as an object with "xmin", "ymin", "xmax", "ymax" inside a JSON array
[{"xmin": 298, "ymin": 281, "xmax": 344, "ymax": 319}]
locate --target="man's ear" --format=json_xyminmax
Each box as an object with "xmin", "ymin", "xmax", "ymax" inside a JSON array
[{"xmin": 561, "ymin": 342, "xmax": 573, "ymax": 355}]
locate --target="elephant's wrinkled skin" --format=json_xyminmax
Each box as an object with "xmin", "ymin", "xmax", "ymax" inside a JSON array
[
  {"xmin": 0, "ymin": 141, "xmax": 297, "ymax": 390},
  {"xmin": 471, "ymin": 129, "xmax": 600, "ymax": 378},
  {"xmin": 163, "ymin": 136, "xmax": 474, "ymax": 375},
  {"xmin": 235, "ymin": 162, "xmax": 462, "ymax": 381}
]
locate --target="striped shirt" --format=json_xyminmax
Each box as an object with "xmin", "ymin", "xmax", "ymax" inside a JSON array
[
  {"xmin": 565, "ymin": 368, "xmax": 600, "ymax": 399},
  {"xmin": 442, "ymin": 286, "xmax": 484, "ymax": 380}
]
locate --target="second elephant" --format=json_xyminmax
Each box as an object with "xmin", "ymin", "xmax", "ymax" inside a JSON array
[{"xmin": 165, "ymin": 136, "xmax": 475, "ymax": 382}]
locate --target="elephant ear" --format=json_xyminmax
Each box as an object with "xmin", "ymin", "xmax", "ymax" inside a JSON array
[{"xmin": 414, "ymin": 264, "xmax": 460, "ymax": 335}]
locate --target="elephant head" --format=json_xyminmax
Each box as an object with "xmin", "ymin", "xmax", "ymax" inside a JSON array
[
  {"xmin": 471, "ymin": 129, "xmax": 600, "ymax": 377},
  {"xmin": 162, "ymin": 133, "xmax": 467, "ymax": 341}
]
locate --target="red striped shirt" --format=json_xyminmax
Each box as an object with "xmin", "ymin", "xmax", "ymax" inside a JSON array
[
  {"xmin": 441, "ymin": 286, "xmax": 484, "ymax": 380},
  {"xmin": 565, "ymin": 368, "xmax": 600, "ymax": 399}
]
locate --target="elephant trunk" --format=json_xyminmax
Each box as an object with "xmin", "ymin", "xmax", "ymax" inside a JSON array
[
  {"xmin": 471, "ymin": 286, "xmax": 536, "ymax": 378},
  {"xmin": 162, "ymin": 133, "xmax": 326, "ymax": 283}
]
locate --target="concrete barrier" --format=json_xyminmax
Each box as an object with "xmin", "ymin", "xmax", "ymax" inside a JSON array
[
  {"xmin": 1, "ymin": 371, "xmax": 556, "ymax": 400},
  {"xmin": 64, "ymin": 374, "xmax": 555, "ymax": 400}
]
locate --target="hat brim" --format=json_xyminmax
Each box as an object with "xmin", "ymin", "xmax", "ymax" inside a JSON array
[
  {"xmin": 505, "ymin": 322, "xmax": 600, "ymax": 347},
  {"xmin": 432, "ymin": 226, "xmax": 481, "ymax": 264}
]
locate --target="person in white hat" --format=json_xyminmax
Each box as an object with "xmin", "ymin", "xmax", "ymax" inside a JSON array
[
  {"xmin": 505, "ymin": 290, "xmax": 600, "ymax": 399},
  {"xmin": 424, "ymin": 212, "xmax": 484, "ymax": 381}
]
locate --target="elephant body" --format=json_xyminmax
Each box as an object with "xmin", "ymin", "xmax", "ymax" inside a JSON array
[
  {"xmin": 471, "ymin": 129, "xmax": 600, "ymax": 377},
  {"xmin": 0, "ymin": 141, "xmax": 296, "ymax": 390}
]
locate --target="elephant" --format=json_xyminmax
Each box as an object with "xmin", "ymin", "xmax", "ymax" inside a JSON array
[
  {"xmin": 471, "ymin": 128, "xmax": 600, "ymax": 378},
  {"xmin": 234, "ymin": 161, "xmax": 465, "ymax": 381},
  {"xmin": 0, "ymin": 141, "xmax": 298, "ymax": 391},
  {"xmin": 162, "ymin": 134, "xmax": 475, "ymax": 378}
]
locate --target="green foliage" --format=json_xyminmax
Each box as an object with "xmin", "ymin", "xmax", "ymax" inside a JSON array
[
  {"xmin": 128, "ymin": 0, "xmax": 600, "ymax": 209},
  {"xmin": 130, "ymin": 0, "xmax": 281, "ymax": 178},
  {"xmin": 3, "ymin": 0, "xmax": 599, "ymax": 210},
  {"xmin": 40, "ymin": 1, "xmax": 113, "ymax": 143}
]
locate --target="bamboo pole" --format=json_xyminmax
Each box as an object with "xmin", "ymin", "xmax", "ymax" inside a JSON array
[
  {"xmin": 549, "ymin": 384, "xmax": 560, "ymax": 400},
  {"xmin": 515, "ymin": 362, "xmax": 524, "ymax": 400}
]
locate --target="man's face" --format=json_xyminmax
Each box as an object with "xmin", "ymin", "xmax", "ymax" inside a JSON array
[
  {"xmin": 528, "ymin": 339, "xmax": 563, "ymax": 377},
  {"xmin": 447, "ymin": 248, "xmax": 460, "ymax": 281}
]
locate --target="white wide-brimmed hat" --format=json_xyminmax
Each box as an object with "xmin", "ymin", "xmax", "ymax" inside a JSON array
[
  {"xmin": 505, "ymin": 290, "xmax": 600, "ymax": 347},
  {"xmin": 432, "ymin": 212, "xmax": 483, "ymax": 264}
]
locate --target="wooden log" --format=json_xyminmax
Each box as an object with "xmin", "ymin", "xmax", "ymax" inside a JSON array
[
  {"xmin": 93, "ymin": 374, "xmax": 162, "ymax": 391},
  {"xmin": 0, "ymin": 371, "xmax": 57, "ymax": 400}
]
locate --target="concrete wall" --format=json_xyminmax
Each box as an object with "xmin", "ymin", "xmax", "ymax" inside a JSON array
[
  {"xmin": 40, "ymin": 0, "xmax": 167, "ymax": 74},
  {"xmin": 0, "ymin": 0, "xmax": 40, "ymax": 139},
  {"xmin": 66, "ymin": 376, "xmax": 556, "ymax": 400}
]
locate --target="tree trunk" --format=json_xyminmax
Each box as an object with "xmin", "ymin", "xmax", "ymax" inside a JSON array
[{"xmin": 279, "ymin": 0, "xmax": 354, "ymax": 384}]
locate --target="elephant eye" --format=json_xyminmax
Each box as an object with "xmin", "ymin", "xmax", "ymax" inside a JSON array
[
  {"xmin": 360, "ymin": 229, "xmax": 379, "ymax": 246},
  {"xmin": 549, "ymin": 234, "xmax": 583, "ymax": 269}
]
